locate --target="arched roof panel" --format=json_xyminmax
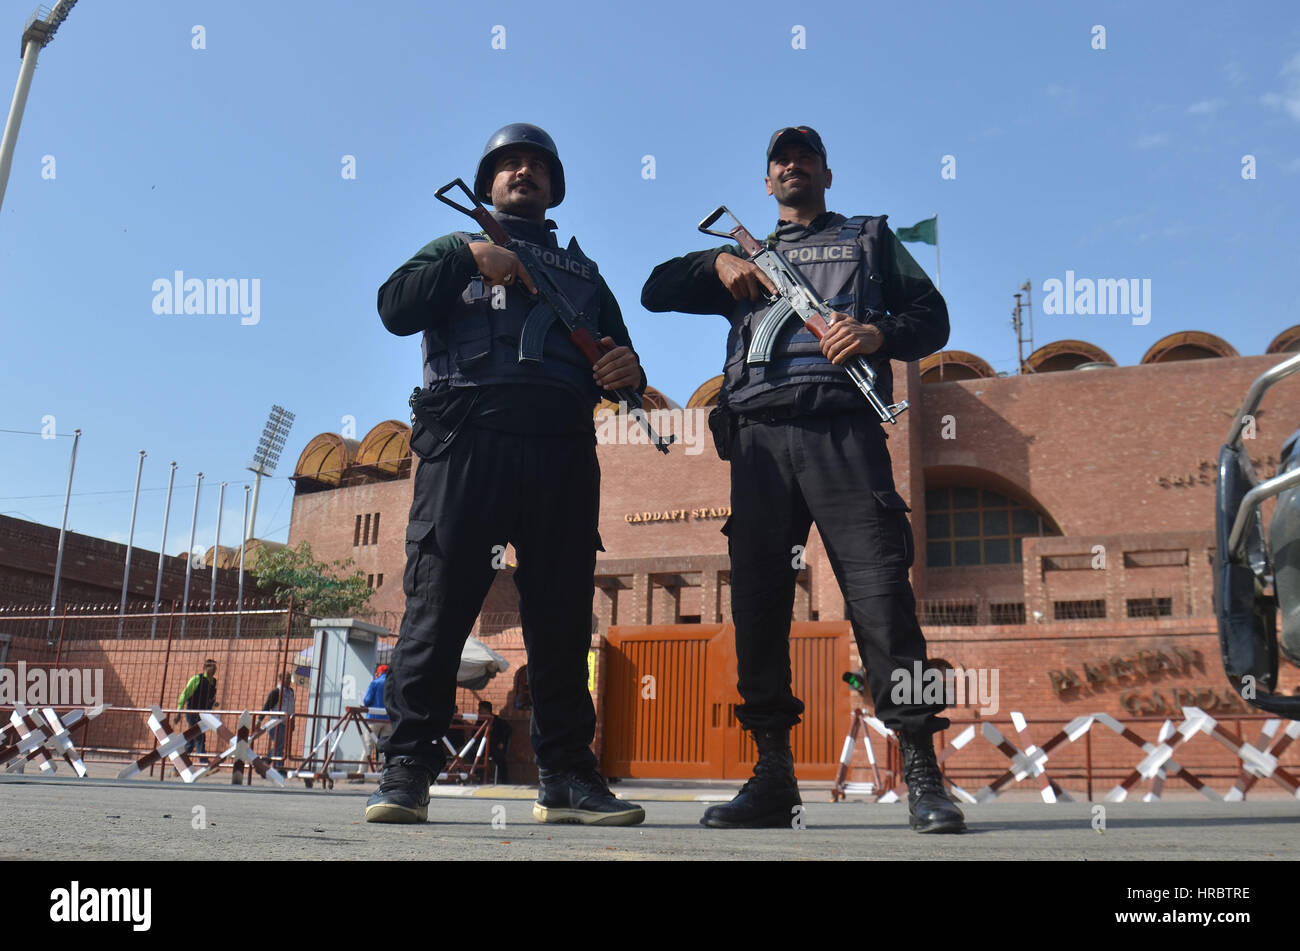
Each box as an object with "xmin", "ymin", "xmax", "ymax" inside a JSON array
[
  {"xmin": 1141, "ymin": 331, "xmax": 1237, "ymax": 364},
  {"xmin": 1267, "ymin": 326, "xmax": 1300, "ymax": 354},
  {"xmin": 919, "ymin": 351, "xmax": 997, "ymax": 383},
  {"xmin": 357, "ymin": 420, "xmax": 412, "ymax": 475},
  {"xmin": 686, "ymin": 375, "xmax": 725, "ymax": 408},
  {"xmin": 293, "ymin": 434, "xmax": 359, "ymax": 487},
  {"xmin": 1024, "ymin": 340, "xmax": 1116, "ymax": 374}
]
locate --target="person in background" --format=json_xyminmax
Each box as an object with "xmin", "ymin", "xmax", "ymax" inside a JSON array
[
  {"xmin": 178, "ymin": 658, "xmax": 218, "ymax": 758},
  {"xmin": 363, "ymin": 664, "xmax": 391, "ymax": 769},
  {"xmin": 478, "ymin": 700, "xmax": 513, "ymax": 784},
  {"xmin": 258, "ymin": 671, "xmax": 295, "ymax": 763}
]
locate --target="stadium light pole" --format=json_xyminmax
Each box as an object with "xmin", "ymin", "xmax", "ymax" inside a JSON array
[
  {"xmin": 0, "ymin": 1, "xmax": 79, "ymax": 216},
  {"xmin": 247, "ymin": 405, "xmax": 294, "ymax": 541}
]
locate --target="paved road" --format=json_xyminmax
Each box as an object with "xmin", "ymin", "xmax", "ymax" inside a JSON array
[{"xmin": 2, "ymin": 774, "xmax": 1296, "ymax": 861}]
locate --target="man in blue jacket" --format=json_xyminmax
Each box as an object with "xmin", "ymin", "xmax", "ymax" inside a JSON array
[{"xmin": 362, "ymin": 665, "xmax": 390, "ymax": 768}]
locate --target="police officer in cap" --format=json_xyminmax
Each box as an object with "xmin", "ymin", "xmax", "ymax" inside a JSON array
[
  {"xmin": 641, "ymin": 126, "xmax": 965, "ymax": 833},
  {"xmin": 368, "ymin": 123, "xmax": 646, "ymax": 826}
]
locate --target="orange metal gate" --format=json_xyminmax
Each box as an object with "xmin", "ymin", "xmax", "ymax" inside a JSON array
[{"xmin": 602, "ymin": 622, "xmax": 851, "ymax": 780}]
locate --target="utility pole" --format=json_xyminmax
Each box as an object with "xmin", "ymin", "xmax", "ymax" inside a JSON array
[
  {"xmin": 46, "ymin": 427, "xmax": 80, "ymax": 644},
  {"xmin": 1012, "ymin": 280, "xmax": 1034, "ymax": 374}
]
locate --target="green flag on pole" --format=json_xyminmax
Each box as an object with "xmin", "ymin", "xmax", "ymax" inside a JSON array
[{"xmin": 896, "ymin": 216, "xmax": 937, "ymax": 245}]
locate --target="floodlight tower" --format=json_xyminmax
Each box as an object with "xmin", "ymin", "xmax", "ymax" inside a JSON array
[
  {"xmin": 0, "ymin": 2, "xmax": 79, "ymax": 215},
  {"xmin": 247, "ymin": 405, "xmax": 294, "ymax": 541}
]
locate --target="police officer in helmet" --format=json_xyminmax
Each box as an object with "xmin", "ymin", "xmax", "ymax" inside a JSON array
[
  {"xmin": 368, "ymin": 123, "xmax": 646, "ymax": 826},
  {"xmin": 641, "ymin": 126, "xmax": 965, "ymax": 833}
]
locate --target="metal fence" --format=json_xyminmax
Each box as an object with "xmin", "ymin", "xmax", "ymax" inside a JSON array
[
  {"xmin": 0, "ymin": 601, "xmax": 315, "ymax": 756},
  {"xmin": 0, "ymin": 596, "xmax": 299, "ymax": 642}
]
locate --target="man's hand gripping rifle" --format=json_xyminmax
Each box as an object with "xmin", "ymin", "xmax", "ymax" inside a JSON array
[
  {"xmin": 435, "ymin": 178, "xmax": 674, "ymax": 453},
  {"xmin": 698, "ymin": 206, "xmax": 909, "ymax": 425}
]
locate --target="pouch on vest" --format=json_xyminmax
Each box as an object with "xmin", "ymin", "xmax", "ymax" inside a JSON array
[
  {"xmin": 708, "ymin": 404, "xmax": 736, "ymax": 461},
  {"xmin": 408, "ymin": 385, "xmax": 480, "ymax": 461}
]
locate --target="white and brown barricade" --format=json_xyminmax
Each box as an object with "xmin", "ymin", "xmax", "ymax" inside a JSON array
[
  {"xmin": 831, "ymin": 711, "xmax": 978, "ymax": 805},
  {"xmin": 291, "ymin": 705, "xmax": 383, "ymax": 788},
  {"xmin": 437, "ymin": 713, "xmax": 493, "ymax": 784},
  {"xmin": 974, "ymin": 712, "xmax": 1088, "ymax": 803},
  {"xmin": 117, "ymin": 706, "xmax": 223, "ymax": 783},
  {"xmin": 191, "ymin": 710, "xmax": 286, "ymax": 787},
  {"xmin": 1099, "ymin": 709, "xmax": 1219, "ymax": 802},
  {"xmin": 1225, "ymin": 718, "xmax": 1300, "ymax": 801},
  {"xmin": 1, "ymin": 703, "xmax": 105, "ymax": 776}
]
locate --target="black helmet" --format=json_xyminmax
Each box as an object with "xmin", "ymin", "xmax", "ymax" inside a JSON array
[{"xmin": 474, "ymin": 122, "xmax": 566, "ymax": 208}]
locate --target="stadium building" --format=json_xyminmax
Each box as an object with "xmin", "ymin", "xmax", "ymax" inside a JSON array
[{"xmin": 285, "ymin": 329, "xmax": 1300, "ymax": 785}]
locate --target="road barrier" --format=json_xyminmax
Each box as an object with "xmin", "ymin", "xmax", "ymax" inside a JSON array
[
  {"xmin": 1, "ymin": 703, "xmax": 105, "ymax": 776},
  {"xmin": 831, "ymin": 707, "xmax": 1300, "ymax": 803}
]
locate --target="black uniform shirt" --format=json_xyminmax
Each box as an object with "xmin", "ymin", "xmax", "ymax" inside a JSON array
[
  {"xmin": 641, "ymin": 211, "xmax": 948, "ymax": 415},
  {"xmin": 378, "ymin": 214, "xmax": 646, "ymax": 434}
]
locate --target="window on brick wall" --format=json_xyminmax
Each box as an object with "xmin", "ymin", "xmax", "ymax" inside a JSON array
[
  {"xmin": 925, "ymin": 486, "xmax": 1058, "ymax": 567},
  {"xmin": 367, "ymin": 574, "xmax": 374, "ymax": 588},
  {"xmin": 1127, "ymin": 597, "xmax": 1173, "ymax": 618},
  {"xmin": 354, "ymin": 515, "xmax": 363, "ymax": 547},
  {"xmin": 363, "ymin": 514, "xmax": 372, "ymax": 546},
  {"xmin": 371, "ymin": 512, "xmax": 380, "ymax": 544},
  {"xmin": 920, "ymin": 600, "xmax": 979, "ymax": 625},
  {"xmin": 1054, "ymin": 599, "xmax": 1106, "ymax": 620},
  {"xmin": 990, "ymin": 602, "xmax": 1026, "ymax": 625},
  {"xmin": 376, "ymin": 573, "xmax": 384, "ymax": 588}
]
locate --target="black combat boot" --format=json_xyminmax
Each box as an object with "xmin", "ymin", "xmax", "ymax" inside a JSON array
[
  {"xmin": 700, "ymin": 728, "xmax": 802, "ymax": 829},
  {"xmin": 364, "ymin": 756, "xmax": 433, "ymax": 824},
  {"xmin": 900, "ymin": 732, "xmax": 966, "ymax": 834},
  {"xmin": 533, "ymin": 766, "xmax": 646, "ymax": 825}
]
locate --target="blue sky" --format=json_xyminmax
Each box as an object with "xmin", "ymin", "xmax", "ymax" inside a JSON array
[{"xmin": 1, "ymin": 0, "xmax": 1298, "ymax": 557}]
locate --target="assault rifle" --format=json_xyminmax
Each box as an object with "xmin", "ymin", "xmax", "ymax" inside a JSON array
[
  {"xmin": 698, "ymin": 205, "xmax": 909, "ymax": 425},
  {"xmin": 436, "ymin": 178, "xmax": 673, "ymax": 453}
]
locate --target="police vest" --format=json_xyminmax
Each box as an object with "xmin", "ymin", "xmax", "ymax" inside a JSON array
[
  {"xmin": 723, "ymin": 214, "xmax": 891, "ymax": 410},
  {"xmin": 421, "ymin": 230, "xmax": 604, "ymax": 404}
]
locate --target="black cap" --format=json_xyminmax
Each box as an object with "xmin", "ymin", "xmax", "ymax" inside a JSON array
[
  {"xmin": 766, "ymin": 126, "xmax": 827, "ymax": 165},
  {"xmin": 474, "ymin": 122, "xmax": 566, "ymax": 208}
]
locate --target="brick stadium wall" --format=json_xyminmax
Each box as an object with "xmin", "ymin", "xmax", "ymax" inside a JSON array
[
  {"xmin": 3, "ymin": 623, "xmax": 312, "ymax": 759},
  {"xmin": 916, "ymin": 353, "xmax": 1300, "ymax": 539},
  {"xmin": 288, "ymin": 477, "xmax": 415, "ymax": 621},
  {"xmin": 854, "ymin": 620, "xmax": 1300, "ymax": 788},
  {"xmin": 0, "ymin": 514, "xmax": 248, "ymax": 608},
  {"xmin": 259, "ymin": 349, "xmax": 1300, "ymax": 783}
]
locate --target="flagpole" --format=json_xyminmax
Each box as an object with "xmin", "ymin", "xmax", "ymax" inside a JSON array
[{"xmin": 934, "ymin": 213, "xmax": 941, "ymax": 292}]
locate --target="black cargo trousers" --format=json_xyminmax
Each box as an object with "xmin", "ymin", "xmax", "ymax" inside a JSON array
[
  {"xmin": 725, "ymin": 409, "xmax": 948, "ymax": 738},
  {"xmin": 380, "ymin": 422, "xmax": 601, "ymax": 777}
]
